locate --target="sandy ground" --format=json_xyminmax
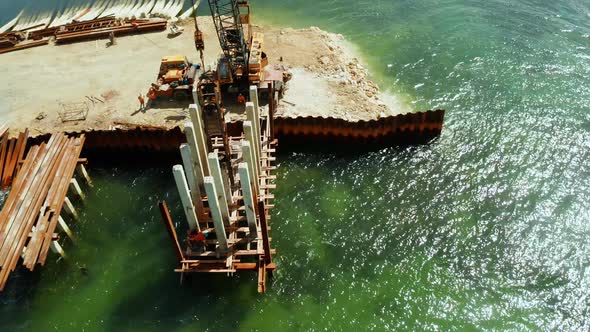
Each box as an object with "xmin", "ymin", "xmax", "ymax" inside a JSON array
[{"xmin": 0, "ymin": 18, "xmax": 410, "ymax": 137}]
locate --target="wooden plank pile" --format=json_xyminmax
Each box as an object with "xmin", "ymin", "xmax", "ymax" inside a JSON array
[
  {"xmin": 1, "ymin": 17, "xmax": 166, "ymax": 54},
  {"xmin": 0, "ymin": 132, "xmax": 85, "ymax": 290},
  {"xmin": 0, "ymin": 128, "xmax": 29, "ymax": 189},
  {"xmin": 0, "ymin": 30, "xmax": 50, "ymax": 55},
  {"xmin": 0, "ymin": 31, "xmax": 25, "ymax": 48},
  {"xmin": 55, "ymin": 19, "xmax": 167, "ymax": 44}
]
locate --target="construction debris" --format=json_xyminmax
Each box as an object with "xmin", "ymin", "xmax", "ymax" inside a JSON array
[{"xmin": 59, "ymin": 102, "xmax": 90, "ymax": 123}]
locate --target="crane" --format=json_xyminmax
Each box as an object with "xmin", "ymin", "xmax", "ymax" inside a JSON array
[{"xmin": 207, "ymin": 0, "xmax": 250, "ymax": 82}]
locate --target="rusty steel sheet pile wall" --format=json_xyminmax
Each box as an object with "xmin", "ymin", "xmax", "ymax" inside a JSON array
[
  {"xmin": 26, "ymin": 110, "xmax": 445, "ymax": 155},
  {"xmin": 29, "ymin": 127, "xmax": 185, "ymax": 154},
  {"xmin": 274, "ymin": 109, "xmax": 445, "ymax": 147},
  {"xmin": 83, "ymin": 127, "xmax": 184, "ymax": 151}
]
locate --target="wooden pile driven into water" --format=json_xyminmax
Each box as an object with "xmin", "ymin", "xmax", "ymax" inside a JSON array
[
  {"xmin": 0, "ymin": 129, "xmax": 91, "ymax": 290},
  {"xmin": 160, "ymin": 85, "xmax": 277, "ymax": 293}
]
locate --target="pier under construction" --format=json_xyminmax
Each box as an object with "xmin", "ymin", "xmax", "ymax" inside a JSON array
[{"xmin": 160, "ymin": 85, "xmax": 277, "ymax": 293}]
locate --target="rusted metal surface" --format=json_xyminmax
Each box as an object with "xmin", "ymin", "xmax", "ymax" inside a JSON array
[
  {"xmin": 275, "ymin": 109, "xmax": 445, "ymax": 145},
  {"xmin": 258, "ymin": 200, "xmax": 272, "ymax": 266},
  {"xmin": 1, "ymin": 18, "xmax": 167, "ymax": 55},
  {"xmin": 26, "ymin": 110, "xmax": 445, "ymax": 154},
  {"xmin": 159, "ymin": 201, "xmax": 185, "ymax": 264},
  {"xmin": 54, "ymin": 20, "xmax": 167, "ymax": 44},
  {"xmin": 0, "ymin": 39, "xmax": 49, "ymax": 54},
  {"xmin": 0, "ymin": 129, "xmax": 28, "ymax": 189}
]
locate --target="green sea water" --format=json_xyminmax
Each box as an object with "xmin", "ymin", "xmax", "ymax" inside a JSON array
[{"xmin": 2, "ymin": 0, "xmax": 590, "ymax": 331}]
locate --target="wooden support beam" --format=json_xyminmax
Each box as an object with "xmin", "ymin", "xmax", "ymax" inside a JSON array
[
  {"xmin": 172, "ymin": 165, "xmax": 200, "ymax": 231},
  {"xmin": 1, "ymin": 137, "xmax": 15, "ymax": 188},
  {"xmin": 238, "ymin": 163, "xmax": 258, "ymax": 235},
  {"xmin": 258, "ymin": 256, "xmax": 266, "ymax": 293},
  {"xmin": 0, "ymin": 131, "xmax": 8, "ymax": 185},
  {"xmin": 63, "ymin": 197, "xmax": 79, "ymax": 220},
  {"xmin": 69, "ymin": 178, "xmax": 85, "ymax": 201},
  {"xmin": 19, "ymin": 158, "xmax": 87, "ymax": 166},
  {"xmin": 186, "ymin": 249, "xmax": 277, "ymax": 257},
  {"xmin": 203, "ymin": 176, "xmax": 228, "ymax": 251},
  {"xmin": 14, "ymin": 129, "xmax": 29, "ymax": 174},
  {"xmin": 76, "ymin": 164, "xmax": 92, "ymax": 186},
  {"xmin": 158, "ymin": 201, "xmax": 185, "ymax": 264},
  {"xmin": 175, "ymin": 268, "xmax": 237, "ymax": 273},
  {"xmin": 235, "ymin": 262, "xmax": 257, "ymax": 270},
  {"xmin": 50, "ymin": 241, "xmax": 66, "ymax": 259},
  {"xmin": 258, "ymin": 200, "xmax": 272, "ymax": 266},
  {"xmin": 57, "ymin": 215, "xmax": 75, "ymax": 242}
]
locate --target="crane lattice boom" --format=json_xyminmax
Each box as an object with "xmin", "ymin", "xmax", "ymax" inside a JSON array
[{"xmin": 207, "ymin": 0, "xmax": 249, "ymax": 79}]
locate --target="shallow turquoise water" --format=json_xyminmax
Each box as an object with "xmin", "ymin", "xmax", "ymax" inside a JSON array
[{"xmin": 2, "ymin": 0, "xmax": 590, "ymax": 331}]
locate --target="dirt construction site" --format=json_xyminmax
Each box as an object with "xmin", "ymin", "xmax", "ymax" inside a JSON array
[{"xmin": 0, "ymin": 18, "xmax": 411, "ymax": 137}]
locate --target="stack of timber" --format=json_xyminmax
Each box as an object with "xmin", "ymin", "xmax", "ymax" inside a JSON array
[
  {"xmin": 54, "ymin": 18, "xmax": 167, "ymax": 44},
  {"xmin": 0, "ymin": 17, "xmax": 166, "ymax": 54},
  {"xmin": 0, "ymin": 31, "xmax": 48, "ymax": 55},
  {"xmin": 0, "ymin": 132, "xmax": 86, "ymax": 290},
  {"xmin": 0, "ymin": 128, "xmax": 28, "ymax": 189},
  {"xmin": 29, "ymin": 17, "xmax": 123, "ymax": 40}
]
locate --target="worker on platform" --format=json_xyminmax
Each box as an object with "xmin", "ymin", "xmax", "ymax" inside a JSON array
[
  {"xmin": 138, "ymin": 94, "xmax": 145, "ymax": 111},
  {"xmin": 147, "ymin": 86, "xmax": 156, "ymax": 108},
  {"xmin": 108, "ymin": 31, "xmax": 116, "ymax": 47},
  {"xmin": 237, "ymin": 93, "xmax": 246, "ymax": 105},
  {"xmin": 187, "ymin": 229, "xmax": 207, "ymax": 253}
]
